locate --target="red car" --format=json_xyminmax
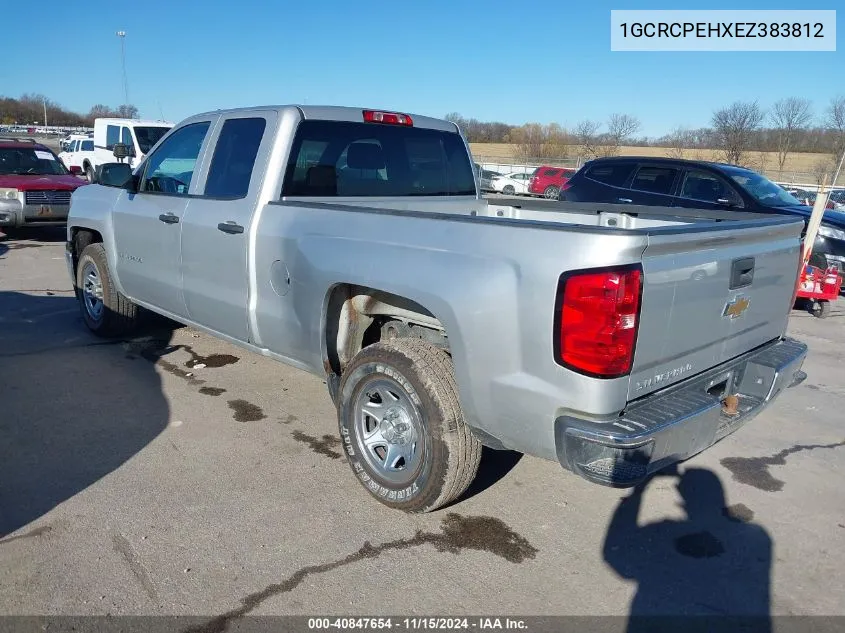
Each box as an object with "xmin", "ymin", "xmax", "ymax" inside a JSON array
[
  {"xmin": 528, "ymin": 165, "xmax": 577, "ymax": 199},
  {"xmin": 0, "ymin": 138, "xmax": 87, "ymax": 231}
]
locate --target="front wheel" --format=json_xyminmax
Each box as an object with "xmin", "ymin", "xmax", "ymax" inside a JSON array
[
  {"xmin": 85, "ymin": 164, "xmax": 95, "ymax": 183},
  {"xmin": 75, "ymin": 242, "xmax": 139, "ymax": 336},
  {"xmin": 543, "ymin": 185, "xmax": 560, "ymax": 199},
  {"xmin": 337, "ymin": 339, "xmax": 481, "ymax": 512}
]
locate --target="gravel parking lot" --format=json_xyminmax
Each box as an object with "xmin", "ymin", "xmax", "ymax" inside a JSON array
[{"xmin": 1, "ymin": 228, "xmax": 844, "ymax": 626}]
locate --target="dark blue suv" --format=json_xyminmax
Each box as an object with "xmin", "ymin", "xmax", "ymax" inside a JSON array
[{"xmin": 560, "ymin": 157, "xmax": 845, "ymax": 273}]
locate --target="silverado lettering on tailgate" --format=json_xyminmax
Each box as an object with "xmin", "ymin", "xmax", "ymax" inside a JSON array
[{"xmin": 635, "ymin": 363, "xmax": 693, "ymax": 393}]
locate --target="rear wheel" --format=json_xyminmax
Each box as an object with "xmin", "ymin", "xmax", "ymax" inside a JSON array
[
  {"xmin": 337, "ymin": 339, "xmax": 481, "ymax": 512},
  {"xmin": 502, "ymin": 185, "xmax": 515, "ymax": 195},
  {"xmin": 84, "ymin": 163, "xmax": 95, "ymax": 183},
  {"xmin": 75, "ymin": 243, "xmax": 139, "ymax": 337},
  {"xmin": 812, "ymin": 300, "xmax": 831, "ymax": 319},
  {"xmin": 544, "ymin": 185, "xmax": 560, "ymax": 199}
]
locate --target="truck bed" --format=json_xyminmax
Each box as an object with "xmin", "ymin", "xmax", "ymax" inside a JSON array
[
  {"xmin": 299, "ymin": 195, "xmax": 798, "ymax": 232},
  {"xmin": 280, "ymin": 195, "xmax": 804, "ymax": 407}
]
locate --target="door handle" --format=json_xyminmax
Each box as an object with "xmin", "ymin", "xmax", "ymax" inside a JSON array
[
  {"xmin": 616, "ymin": 198, "xmax": 633, "ymax": 204},
  {"xmin": 217, "ymin": 221, "xmax": 244, "ymax": 235},
  {"xmin": 158, "ymin": 213, "xmax": 179, "ymax": 224}
]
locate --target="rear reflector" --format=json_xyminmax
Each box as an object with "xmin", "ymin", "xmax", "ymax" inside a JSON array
[
  {"xmin": 555, "ymin": 266, "xmax": 642, "ymax": 378},
  {"xmin": 363, "ymin": 110, "xmax": 413, "ymax": 126}
]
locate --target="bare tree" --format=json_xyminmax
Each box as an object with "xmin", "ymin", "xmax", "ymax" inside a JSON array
[
  {"xmin": 606, "ymin": 114, "xmax": 641, "ymax": 147},
  {"xmin": 573, "ymin": 120, "xmax": 602, "ymax": 159},
  {"xmin": 588, "ymin": 114, "xmax": 642, "ymax": 158},
  {"xmin": 711, "ymin": 101, "xmax": 765, "ymax": 165},
  {"xmin": 825, "ymin": 96, "xmax": 845, "ymax": 163},
  {"xmin": 812, "ymin": 157, "xmax": 835, "ymax": 185},
  {"xmin": 770, "ymin": 97, "xmax": 813, "ymax": 171},
  {"xmin": 510, "ymin": 123, "xmax": 569, "ymax": 160},
  {"xmin": 664, "ymin": 127, "xmax": 694, "ymax": 159},
  {"xmin": 115, "ymin": 104, "xmax": 139, "ymax": 119}
]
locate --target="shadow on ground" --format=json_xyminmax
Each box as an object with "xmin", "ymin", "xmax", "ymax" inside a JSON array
[
  {"xmin": 0, "ymin": 291, "xmax": 173, "ymax": 537},
  {"xmin": 604, "ymin": 466, "xmax": 773, "ymax": 632},
  {"xmin": 1, "ymin": 226, "xmax": 67, "ymax": 243},
  {"xmin": 447, "ymin": 447, "xmax": 523, "ymax": 507}
]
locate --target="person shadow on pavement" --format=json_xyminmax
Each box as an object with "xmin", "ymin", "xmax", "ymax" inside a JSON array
[
  {"xmin": 603, "ymin": 466, "xmax": 773, "ymax": 633},
  {"xmin": 0, "ymin": 291, "xmax": 174, "ymax": 538}
]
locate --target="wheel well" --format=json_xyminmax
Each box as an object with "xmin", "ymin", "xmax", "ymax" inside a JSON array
[
  {"xmin": 69, "ymin": 228, "xmax": 103, "ymax": 277},
  {"xmin": 324, "ymin": 284, "xmax": 448, "ymax": 376}
]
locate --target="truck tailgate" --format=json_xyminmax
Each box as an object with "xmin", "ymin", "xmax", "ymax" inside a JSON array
[{"xmin": 628, "ymin": 219, "xmax": 803, "ymax": 401}]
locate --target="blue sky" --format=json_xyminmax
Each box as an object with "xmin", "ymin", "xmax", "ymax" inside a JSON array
[{"xmin": 4, "ymin": 0, "xmax": 842, "ymax": 137}]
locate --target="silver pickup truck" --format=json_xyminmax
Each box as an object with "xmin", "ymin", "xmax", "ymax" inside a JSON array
[{"xmin": 65, "ymin": 105, "xmax": 808, "ymax": 512}]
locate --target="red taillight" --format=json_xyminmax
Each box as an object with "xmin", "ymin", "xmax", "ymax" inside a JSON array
[
  {"xmin": 363, "ymin": 110, "xmax": 413, "ymax": 126},
  {"xmin": 555, "ymin": 266, "xmax": 642, "ymax": 378}
]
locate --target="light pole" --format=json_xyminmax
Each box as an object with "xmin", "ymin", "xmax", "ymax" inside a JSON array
[
  {"xmin": 116, "ymin": 30, "xmax": 129, "ymax": 106},
  {"xmin": 43, "ymin": 97, "xmax": 47, "ymax": 129}
]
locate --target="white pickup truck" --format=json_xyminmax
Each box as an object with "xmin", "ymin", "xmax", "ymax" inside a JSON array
[
  {"xmin": 57, "ymin": 135, "xmax": 94, "ymax": 175},
  {"xmin": 65, "ymin": 105, "xmax": 808, "ymax": 512}
]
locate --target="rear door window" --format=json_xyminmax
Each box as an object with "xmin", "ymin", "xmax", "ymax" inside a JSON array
[
  {"xmin": 543, "ymin": 168, "xmax": 560, "ymax": 177},
  {"xmin": 679, "ymin": 169, "xmax": 743, "ymax": 205},
  {"xmin": 282, "ymin": 120, "xmax": 476, "ymax": 197},
  {"xmin": 584, "ymin": 163, "xmax": 636, "ymax": 187},
  {"xmin": 205, "ymin": 117, "xmax": 267, "ymax": 198},
  {"xmin": 630, "ymin": 166, "xmax": 680, "ymax": 195},
  {"xmin": 81, "ymin": 140, "xmax": 93, "ymax": 151}
]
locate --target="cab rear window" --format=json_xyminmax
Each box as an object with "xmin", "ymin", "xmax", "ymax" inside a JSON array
[{"xmin": 282, "ymin": 120, "xmax": 476, "ymax": 197}]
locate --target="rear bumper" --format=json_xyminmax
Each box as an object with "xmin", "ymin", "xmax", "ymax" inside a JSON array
[{"xmin": 554, "ymin": 337, "xmax": 808, "ymax": 487}]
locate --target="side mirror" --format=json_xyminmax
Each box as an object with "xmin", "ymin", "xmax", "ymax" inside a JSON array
[
  {"xmin": 112, "ymin": 143, "xmax": 131, "ymax": 161},
  {"xmin": 95, "ymin": 162, "xmax": 136, "ymax": 191}
]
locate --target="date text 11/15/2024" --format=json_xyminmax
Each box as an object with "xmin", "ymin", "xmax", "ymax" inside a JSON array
[{"xmin": 307, "ymin": 618, "xmax": 528, "ymax": 630}]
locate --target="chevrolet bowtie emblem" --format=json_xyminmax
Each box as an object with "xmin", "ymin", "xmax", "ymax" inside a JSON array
[{"xmin": 723, "ymin": 296, "xmax": 751, "ymax": 319}]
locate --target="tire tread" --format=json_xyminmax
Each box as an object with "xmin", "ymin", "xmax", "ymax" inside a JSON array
[
  {"xmin": 338, "ymin": 338, "xmax": 481, "ymax": 512},
  {"xmin": 77, "ymin": 243, "xmax": 138, "ymax": 337}
]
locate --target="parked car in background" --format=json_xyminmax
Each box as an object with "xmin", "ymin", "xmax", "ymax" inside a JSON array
[
  {"xmin": 490, "ymin": 171, "xmax": 532, "ymax": 195},
  {"xmin": 528, "ymin": 165, "xmax": 577, "ymax": 199},
  {"xmin": 473, "ymin": 163, "xmax": 501, "ymax": 192},
  {"xmin": 0, "ymin": 138, "xmax": 87, "ymax": 229},
  {"xmin": 60, "ymin": 133, "xmax": 91, "ymax": 152},
  {"xmin": 58, "ymin": 137, "xmax": 94, "ymax": 175},
  {"xmin": 83, "ymin": 118, "xmax": 174, "ymax": 182},
  {"xmin": 66, "ymin": 105, "xmax": 807, "ymax": 511},
  {"xmin": 784, "ymin": 188, "xmax": 811, "ymax": 205},
  {"xmin": 560, "ymin": 156, "xmax": 845, "ymax": 273},
  {"xmin": 787, "ymin": 187, "xmax": 836, "ymax": 210}
]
